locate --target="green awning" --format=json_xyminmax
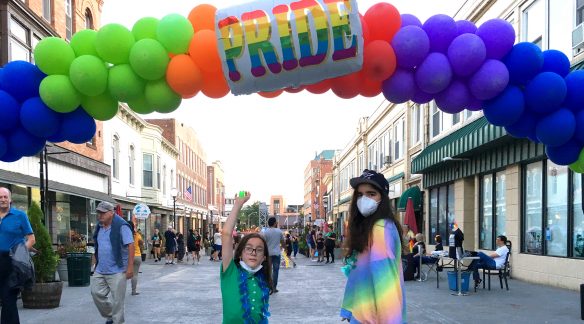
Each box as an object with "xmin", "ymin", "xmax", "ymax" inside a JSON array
[
  {"xmin": 386, "ymin": 172, "xmax": 404, "ymax": 184},
  {"xmin": 411, "ymin": 117, "xmax": 508, "ymax": 174},
  {"xmin": 571, "ymin": 60, "xmax": 584, "ymax": 71},
  {"xmin": 397, "ymin": 186, "xmax": 422, "ymax": 211}
]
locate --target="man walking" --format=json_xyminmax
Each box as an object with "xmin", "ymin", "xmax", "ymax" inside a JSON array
[
  {"xmin": 262, "ymin": 217, "xmax": 284, "ymax": 293},
  {"xmin": 0, "ymin": 187, "xmax": 35, "ymax": 324},
  {"xmin": 91, "ymin": 201, "xmax": 134, "ymax": 324},
  {"xmin": 164, "ymin": 226, "xmax": 176, "ymax": 264}
]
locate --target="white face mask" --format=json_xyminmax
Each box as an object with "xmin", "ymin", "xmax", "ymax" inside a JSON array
[
  {"xmin": 357, "ymin": 196, "xmax": 380, "ymax": 217},
  {"xmin": 239, "ymin": 260, "xmax": 263, "ymax": 273}
]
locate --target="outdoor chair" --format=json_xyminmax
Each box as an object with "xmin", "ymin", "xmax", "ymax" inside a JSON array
[{"xmin": 482, "ymin": 241, "xmax": 511, "ymax": 290}]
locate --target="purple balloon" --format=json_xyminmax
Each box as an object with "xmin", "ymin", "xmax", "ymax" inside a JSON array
[
  {"xmin": 423, "ymin": 14, "xmax": 458, "ymax": 53},
  {"xmin": 456, "ymin": 20, "xmax": 477, "ymax": 35},
  {"xmin": 415, "ymin": 52, "xmax": 453, "ymax": 94},
  {"xmin": 476, "ymin": 19, "xmax": 515, "ymax": 60},
  {"xmin": 392, "ymin": 26, "xmax": 430, "ymax": 69},
  {"xmin": 505, "ymin": 111, "xmax": 538, "ymax": 139},
  {"xmin": 524, "ymin": 72, "xmax": 567, "ymax": 115},
  {"xmin": 448, "ymin": 34, "xmax": 487, "ymax": 77},
  {"xmin": 467, "ymin": 97, "xmax": 483, "ymax": 111},
  {"xmin": 469, "ymin": 59, "xmax": 509, "ymax": 100},
  {"xmin": 401, "ymin": 14, "xmax": 422, "ymax": 28},
  {"xmin": 565, "ymin": 71, "xmax": 584, "ymax": 112},
  {"xmin": 382, "ymin": 69, "xmax": 416, "ymax": 104},
  {"xmin": 435, "ymin": 80, "xmax": 471, "ymax": 114},
  {"xmin": 412, "ymin": 87, "xmax": 434, "ymax": 104}
]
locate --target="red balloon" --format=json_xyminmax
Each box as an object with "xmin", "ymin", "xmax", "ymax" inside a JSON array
[
  {"xmin": 363, "ymin": 40, "xmax": 397, "ymax": 82},
  {"xmin": 258, "ymin": 90, "xmax": 283, "ymax": 98},
  {"xmin": 360, "ymin": 73, "xmax": 382, "ymax": 97},
  {"xmin": 365, "ymin": 3, "xmax": 401, "ymax": 42},
  {"xmin": 360, "ymin": 14, "xmax": 371, "ymax": 45},
  {"xmin": 284, "ymin": 86, "xmax": 305, "ymax": 93},
  {"xmin": 306, "ymin": 79, "xmax": 331, "ymax": 94},
  {"xmin": 331, "ymin": 73, "xmax": 361, "ymax": 99}
]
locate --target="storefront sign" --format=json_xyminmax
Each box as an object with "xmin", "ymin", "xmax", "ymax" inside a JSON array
[{"xmin": 133, "ymin": 203, "xmax": 151, "ymax": 219}]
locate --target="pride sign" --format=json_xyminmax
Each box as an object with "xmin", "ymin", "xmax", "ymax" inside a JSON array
[{"xmin": 215, "ymin": 0, "xmax": 363, "ymax": 95}]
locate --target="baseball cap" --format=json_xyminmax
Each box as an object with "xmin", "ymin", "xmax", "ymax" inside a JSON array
[
  {"xmin": 349, "ymin": 169, "xmax": 390, "ymax": 195},
  {"xmin": 96, "ymin": 201, "xmax": 114, "ymax": 213}
]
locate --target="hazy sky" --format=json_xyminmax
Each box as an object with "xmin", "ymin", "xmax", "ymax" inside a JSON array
[{"xmin": 101, "ymin": 0, "xmax": 464, "ymax": 204}]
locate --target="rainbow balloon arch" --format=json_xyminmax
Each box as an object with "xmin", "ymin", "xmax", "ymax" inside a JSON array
[{"xmin": 1, "ymin": 0, "xmax": 584, "ymax": 171}]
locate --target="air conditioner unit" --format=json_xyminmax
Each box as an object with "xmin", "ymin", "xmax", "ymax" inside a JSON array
[
  {"xmin": 384, "ymin": 155, "xmax": 392, "ymax": 165},
  {"xmin": 573, "ymin": 23, "xmax": 584, "ymax": 55}
]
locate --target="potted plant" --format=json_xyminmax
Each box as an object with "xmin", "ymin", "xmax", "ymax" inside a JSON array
[
  {"xmin": 21, "ymin": 201, "xmax": 63, "ymax": 309},
  {"xmin": 55, "ymin": 232, "xmax": 86, "ymax": 281}
]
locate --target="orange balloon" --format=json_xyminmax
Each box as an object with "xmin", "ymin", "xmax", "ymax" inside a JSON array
[
  {"xmin": 188, "ymin": 4, "xmax": 217, "ymax": 32},
  {"xmin": 258, "ymin": 90, "xmax": 283, "ymax": 98},
  {"xmin": 202, "ymin": 71, "xmax": 230, "ymax": 98},
  {"xmin": 166, "ymin": 54, "xmax": 203, "ymax": 97},
  {"xmin": 189, "ymin": 30, "xmax": 222, "ymax": 73}
]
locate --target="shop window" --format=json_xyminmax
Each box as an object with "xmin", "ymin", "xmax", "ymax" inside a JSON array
[
  {"xmin": 85, "ymin": 8, "xmax": 93, "ymax": 29},
  {"xmin": 573, "ymin": 173, "xmax": 584, "ymax": 258},
  {"xmin": 429, "ymin": 183, "xmax": 454, "ymax": 244},
  {"xmin": 480, "ymin": 171, "xmax": 506, "ymax": 250}
]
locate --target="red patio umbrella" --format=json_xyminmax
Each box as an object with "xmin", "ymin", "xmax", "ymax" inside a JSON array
[{"xmin": 404, "ymin": 197, "xmax": 418, "ymax": 234}]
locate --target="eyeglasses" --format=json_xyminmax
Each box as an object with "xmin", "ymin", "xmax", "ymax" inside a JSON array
[{"xmin": 244, "ymin": 246, "xmax": 264, "ymax": 255}]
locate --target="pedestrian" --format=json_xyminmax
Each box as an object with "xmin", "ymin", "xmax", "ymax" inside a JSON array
[
  {"xmin": 0, "ymin": 187, "xmax": 36, "ymax": 324},
  {"xmin": 340, "ymin": 169, "xmax": 406, "ymax": 323},
  {"xmin": 193, "ymin": 230, "xmax": 202, "ymax": 263},
  {"xmin": 262, "ymin": 217, "xmax": 284, "ymax": 293},
  {"xmin": 164, "ymin": 226, "xmax": 176, "ymax": 265},
  {"xmin": 325, "ymin": 229, "xmax": 337, "ymax": 264},
  {"xmin": 284, "ymin": 233, "xmax": 296, "ymax": 267},
  {"xmin": 151, "ymin": 229, "xmax": 161, "ymax": 262},
  {"xmin": 90, "ymin": 201, "xmax": 134, "ymax": 324},
  {"xmin": 212, "ymin": 229, "xmax": 222, "ymax": 261},
  {"xmin": 176, "ymin": 233, "xmax": 185, "ymax": 262},
  {"xmin": 316, "ymin": 233, "xmax": 325, "ymax": 262},
  {"xmin": 187, "ymin": 229, "xmax": 198, "ymax": 265},
  {"xmin": 130, "ymin": 222, "xmax": 143, "ymax": 296},
  {"xmin": 292, "ymin": 234, "xmax": 299, "ymax": 258},
  {"xmin": 221, "ymin": 192, "xmax": 272, "ymax": 323}
]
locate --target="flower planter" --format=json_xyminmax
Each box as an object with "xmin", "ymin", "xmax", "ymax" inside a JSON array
[
  {"xmin": 56, "ymin": 258, "xmax": 68, "ymax": 281},
  {"xmin": 22, "ymin": 281, "xmax": 63, "ymax": 309}
]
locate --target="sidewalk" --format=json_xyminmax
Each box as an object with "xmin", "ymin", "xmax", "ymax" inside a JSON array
[{"xmin": 17, "ymin": 255, "xmax": 583, "ymax": 323}]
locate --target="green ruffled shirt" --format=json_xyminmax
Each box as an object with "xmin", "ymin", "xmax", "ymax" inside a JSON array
[{"xmin": 220, "ymin": 260, "xmax": 265, "ymax": 323}]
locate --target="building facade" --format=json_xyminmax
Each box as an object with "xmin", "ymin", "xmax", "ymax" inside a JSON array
[
  {"xmin": 303, "ymin": 150, "xmax": 334, "ymax": 224},
  {"xmin": 207, "ymin": 161, "xmax": 225, "ymax": 233}
]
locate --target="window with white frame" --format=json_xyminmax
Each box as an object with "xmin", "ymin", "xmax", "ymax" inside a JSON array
[
  {"xmin": 143, "ymin": 154, "xmax": 153, "ymax": 187},
  {"xmin": 368, "ymin": 143, "xmax": 376, "ymax": 170},
  {"xmin": 394, "ymin": 118, "xmax": 404, "ymax": 161},
  {"xmin": 85, "ymin": 8, "xmax": 94, "ymax": 29},
  {"xmin": 42, "ymin": 0, "xmax": 51, "ymax": 22},
  {"xmin": 431, "ymin": 103, "xmax": 442, "ymax": 138},
  {"xmin": 163, "ymin": 165, "xmax": 167, "ymax": 195},
  {"xmin": 578, "ymin": 0, "xmax": 584, "ymax": 25},
  {"xmin": 129, "ymin": 145, "xmax": 135, "ymax": 185},
  {"xmin": 410, "ymin": 105, "xmax": 422, "ymax": 147},
  {"xmin": 452, "ymin": 112, "xmax": 461, "ymax": 126},
  {"xmin": 65, "ymin": 0, "xmax": 73, "ymax": 40},
  {"xmin": 522, "ymin": 0, "xmax": 544, "ymax": 47},
  {"xmin": 521, "ymin": 0, "xmax": 572, "ymax": 56},
  {"xmin": 156, "ymin": 156, "xmax": 161, "ymax": 189},
  {"xmin": 112, "ymin": 136, "xmax": 119, "ymax": 179}
]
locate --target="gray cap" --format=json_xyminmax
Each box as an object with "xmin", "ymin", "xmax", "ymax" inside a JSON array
[{"xmin": 96, "ymin": 201, "xmax": 114, "ymax": 213}]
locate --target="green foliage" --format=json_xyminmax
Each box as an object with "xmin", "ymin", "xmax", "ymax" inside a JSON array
[
  {"xmin": 238, "ymin": 201, "xmax": 260, "ymax": 231},
  {"xmin": 28, "ymin": 202, "xmax": 59, "ymax": 283}
]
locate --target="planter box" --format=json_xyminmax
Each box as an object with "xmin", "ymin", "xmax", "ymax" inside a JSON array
[
  {"xmin": 22, "ymin": 281, "xmax": 63, "ymax": 309},
  {"xmin": 56, "ymin": 259, "xmax": 68, "ymax": 282}
]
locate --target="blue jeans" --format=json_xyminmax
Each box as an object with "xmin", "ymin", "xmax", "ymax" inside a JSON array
[
  {"xmin": 469, "ymin": 252, "xmax": 496, "ymax": 281},
  {"xmin": 270, "ymin": 255, "xmax": 281, "ymax": 289},
  {"xmin": 292, "ymin": 244, "xmax": 298, "ymax": 257}
]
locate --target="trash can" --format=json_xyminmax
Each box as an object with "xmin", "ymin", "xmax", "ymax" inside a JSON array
[
  {"xmin": 447, "ymin": 271, "xmax": 471, "ymax": 292},
  {"xmin": 66, "ymin": 252, "xmax": 92, "ymax": 287}
]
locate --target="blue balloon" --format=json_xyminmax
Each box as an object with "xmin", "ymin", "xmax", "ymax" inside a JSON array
[
  {"xmin": 391, "ymin": 26, "xmax": 430, "ymax": 69},
  {"xmin": 504, "ymin": 42, "xmax": 543, "ymax": 86},
  {"xmin": 0, "ymin": 149, "xmax": 23, "ymax": 162},
  {"xmin": 469, "ymin": 59, "xmax": 509, "ymax": 100},
  {"xmin": 483, "ymin": 86, "xmax": 525, "ymax": 127},
  {"xmin": 564, "ymin": 71, "xmax": 584, "ymax": 112},
  {"xmin": 542, "ymin": 50, "xmax": 570, "ymax": 77},
  {"xmin": 536, "ymin": 108, "xmax": 575, "ymax": 147},
  {"xmin": 8, "ymin": 128, "xmax": 46, "ymax": 157},
  {"xmin": 546, "ymin": 140, "xmax": 582, "ymax": 165},
  {"xmin": 456, "ymin": 20, "xmax": 477, "ymax": 35},
  {"xmin": 0, "ymin": 134, "xmax": 6, "ymax": 159},
  {"xmin": 0, "ymin": 61, "xmax": 45, "ymax": 102},
  {"xmin": 382, "ymin": 69, "xmax": 416, "ymax": 104},
  {"xmin": 574, "ymin": 110, "xmax": 584, "ymax": 142},
  {"xmin": 448, "ymin": 34, "xmax": 486, "ymax": 77},
  {"xmin": 423, "ymin": 14, "xmax": 458, "ymax": 53},
  {"xmin": 0, "ymin": 68, "xmax": 3, "ymax": 90},
  {"xmin": 20, "ymin": 97, "xmax": 62, "ymax": 138},
  {"xmin": 504, "ymin": 111, "xmax": 538, "ymax": 139},
  {"xmin": 401, "ymin": 14, "xmax": 422, "ymax": 28},
  {"xmin": 0, "ymin": 90, "xmax": 21, "ymax": 133},
  {"xmin": 57, "ymin": 108, "xmax": 97, "ymax": 144},
  {"xmin": 435, "ymin": 80, "xmax": 470, "ymax": 114},
  {"xmin": 415, "ymin": 52, "xmax": 453, "ymax": 94},
  {"xmin": 524, "ymin": 72, "xmax": 567, "ymax": 115}
]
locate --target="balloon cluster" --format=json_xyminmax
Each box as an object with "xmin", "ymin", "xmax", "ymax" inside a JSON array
[
  {"xmin": 0, "ymin": 61, "xmax": 96, "ymax": 162},
  {"xmin": 381, "ymin": 15, "xmax": 514, "ymax": 114},
  {"xmin": 481, "ymin": 42, "xmax": 584, "ymax": 169}
]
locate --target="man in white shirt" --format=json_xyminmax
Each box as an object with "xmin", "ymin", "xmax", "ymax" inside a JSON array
[{"xmin": 469, "ymin": 235, "xmax": 509, "ymax": 288}]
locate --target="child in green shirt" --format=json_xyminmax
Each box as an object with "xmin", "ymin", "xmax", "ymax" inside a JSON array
[{"xmin": 221, "ymin": 191, "xmax": 273, "ymax": 323}]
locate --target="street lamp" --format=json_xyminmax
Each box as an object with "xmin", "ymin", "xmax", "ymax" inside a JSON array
[{"xmin": 170, "ymin": 187, "xmax": 178, "ymax": 229}]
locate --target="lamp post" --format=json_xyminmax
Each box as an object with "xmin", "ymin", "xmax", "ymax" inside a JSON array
[
  {"xmin": 170, "ymin": 188, "xmax": 178, "ymax": 229},
  {"xmin": 247, "ymin": 211, "xmax": 258, "ymax": 231}
]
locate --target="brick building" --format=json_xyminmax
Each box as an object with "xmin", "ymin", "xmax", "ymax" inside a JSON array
[{"xmin": 303, "ymin": 151, "xmax": 334, "ymax": 224}]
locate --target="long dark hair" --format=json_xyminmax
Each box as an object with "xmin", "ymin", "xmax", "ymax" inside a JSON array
[
  {"xmin": 344, "ymin": 186, "xmax": 403, "ymax": 256},
  {"xmin": 233, "ymin": 233, "xmax": 274, "ymax": 291}
]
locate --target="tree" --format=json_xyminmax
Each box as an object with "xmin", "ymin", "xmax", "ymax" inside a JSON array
[
  {"xmin": 239, "ymin": 201, "xmax": 260, "ymax": 230},
  {"xmin": 28, "ymin": 201, "xmax": 59, "ymax": 283}
]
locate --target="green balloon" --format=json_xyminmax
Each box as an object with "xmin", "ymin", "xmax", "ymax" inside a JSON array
[
  {"xmin": 145, "ymin": 79, "xmax": 181, "ymax": 113},
  {"xmin": 34, "ymin": 37, "xmax": 76, "ymax": 75},
  {"xmin": 39, "ymin": 75, "xmax": 81, "ymax": 113},
  {"xmin": 108, "ymin": 64, "xmax": 146, "ymax": 102},
  {"xmin": 95, "ymin": 23, "xmax": 135, "ymax": 64},
  {"xmin": 81, "ymin": 92, "xmax": 119, "ymax": 121},
  {"xmin": 156, "ymin": 14, "xmax": 194, "ymax": 54},
  {"xmin": 129, "ymin": 39, "xmax": 170, "ymax": 81},
  {"xmin": 69, "ymin": 55, "xmax": 108, "ymax": 96},
  {"xmin": 132, "ymin": 17, "xmax": 159, "ymax": 41},
  {"xmin": 569, "ymin": 148, "xmax": 584, "ymax": 173},
  {"xmin": 127, "ymin": 94, "xmax": 156, "ymax": 114},
  {"xmin": 70, "ymin": 29, "xmax": 98, "ymax": 57}
]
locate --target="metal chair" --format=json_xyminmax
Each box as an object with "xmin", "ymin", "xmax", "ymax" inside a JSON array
[{"xmin": 482, "ymin": 241, "xmax": 511, "ymax": 290}]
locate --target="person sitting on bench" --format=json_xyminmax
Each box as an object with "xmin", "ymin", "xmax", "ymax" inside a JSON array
[
  {"xmin": 412, "ymin": 233, "xmax": 437, "ymax": 279},
  {"xmin": 468, "ymin": 235, "xmax": 509, "ymax": 289}
]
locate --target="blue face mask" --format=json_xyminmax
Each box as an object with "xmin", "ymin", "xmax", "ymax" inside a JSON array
[{"xmin": 357, "ymin": 196, "xmax": 380, "ymax": 217}]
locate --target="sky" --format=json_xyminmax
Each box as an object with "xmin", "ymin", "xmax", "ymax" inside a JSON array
[{"xmin": 101, "ymin": 0, "xmax": 464, "ymax": 204}]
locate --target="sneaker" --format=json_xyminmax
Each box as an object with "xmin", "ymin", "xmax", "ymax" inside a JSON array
[
  {"xmin": 474, "ymin": 279, "xmax": 482, "ymax": 289},
  {"xmin": 131, "ymin": 292, "xmax": 139, "ymax": 296},
  {"xmin": 325, "ymin": 261, "xmax": 329, "ymax": 264},
  {"xmin": 106, "ymin": 320, "xmax": 114, "ymax": 324},
  {"xmin": 331, "ymin": 261, "xmax": 334, "ymax": 264},
  {"xmin": 155, "ymin": 259, "xmax": 158, "ymax": 262}
]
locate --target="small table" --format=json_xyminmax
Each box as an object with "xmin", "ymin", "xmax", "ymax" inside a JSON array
[{"xmin": 451, "ymin": 256, "xmax": 479, "ymax": 296}]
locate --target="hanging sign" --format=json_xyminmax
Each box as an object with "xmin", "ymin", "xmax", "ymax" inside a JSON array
[
  {"xmin": 133, "ymin": 203, "xmax": 151, "ymax": 219},
  {"xmin": 215, "ymin": 0, "xmax": 363, "ymax": 95}
]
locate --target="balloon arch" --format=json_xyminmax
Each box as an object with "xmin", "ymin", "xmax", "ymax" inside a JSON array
[{"xmin": 1, "ymin": 0, "xmax": 583, "ymax": 171}]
